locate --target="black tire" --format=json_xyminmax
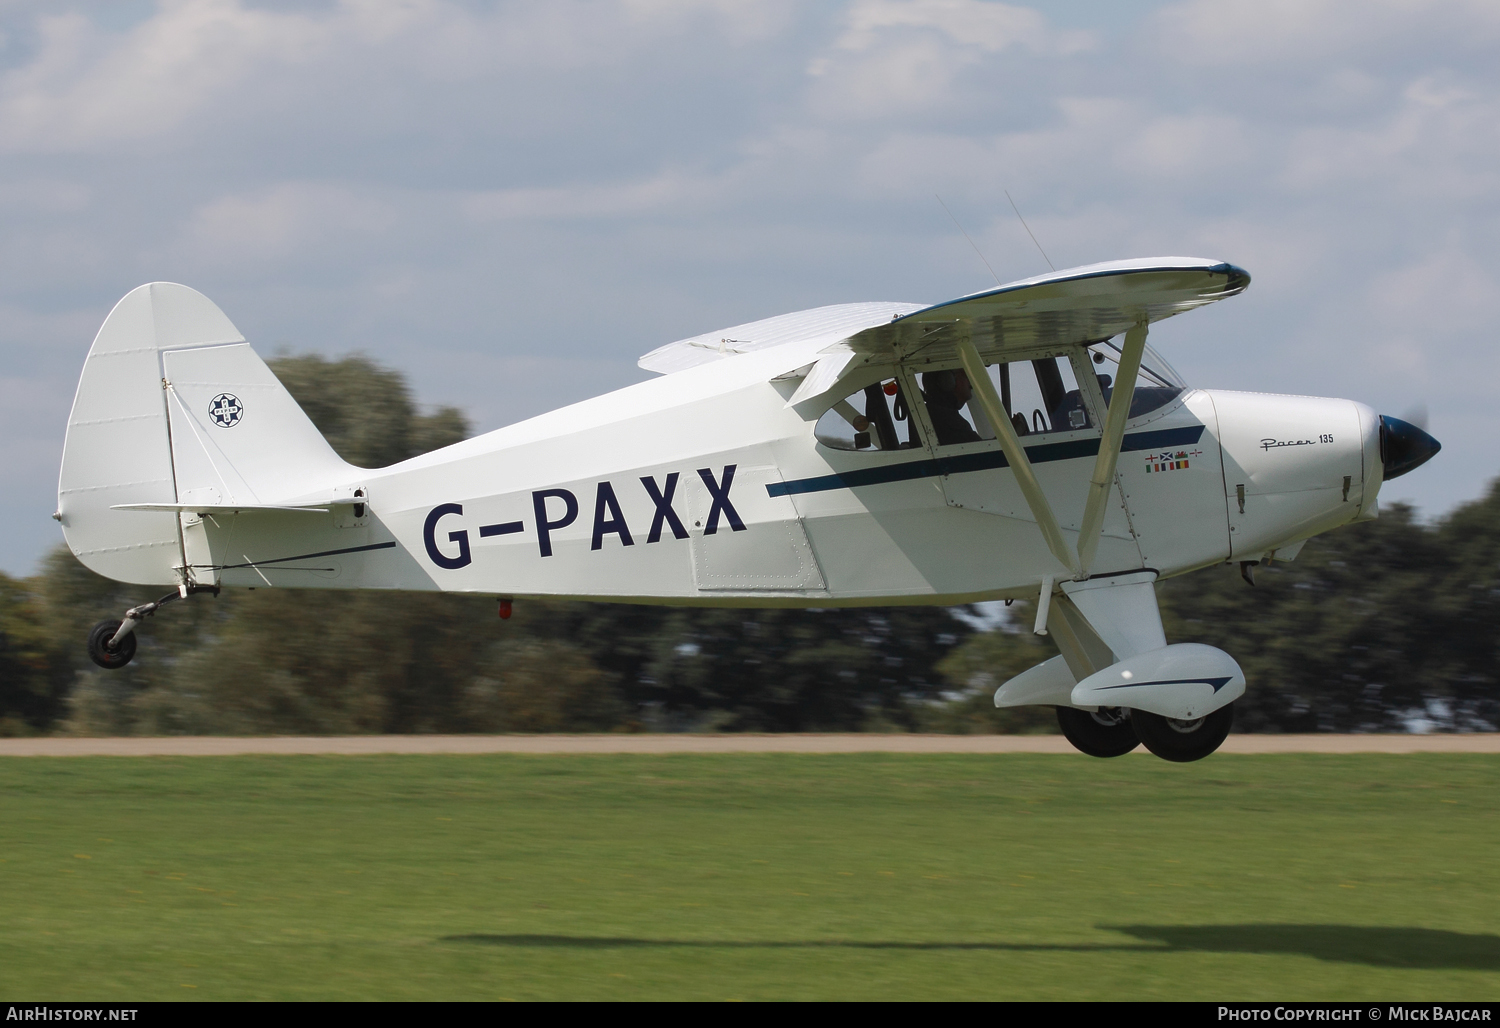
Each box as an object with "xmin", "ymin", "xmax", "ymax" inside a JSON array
[
  {"xmin": 1132, "ymin": 703, "xmax": 1234, "ymax": 763},
  {"xmin": 1056, "ymin": 706, "xmax": 1140, "ymax": 757},
  {"xmin": 87, "ymin": 619, "xmax": 136, "ymax": 670}
]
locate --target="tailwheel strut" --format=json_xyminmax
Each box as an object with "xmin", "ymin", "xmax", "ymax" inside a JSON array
[{"xmin": 86, "ymin": 583, "xmax": 220, "ymax": 670}]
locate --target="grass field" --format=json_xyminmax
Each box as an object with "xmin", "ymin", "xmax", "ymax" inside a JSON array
[{"xmin": 0, "ymin": 753, "xmax": 1496, "ymax": 1001}]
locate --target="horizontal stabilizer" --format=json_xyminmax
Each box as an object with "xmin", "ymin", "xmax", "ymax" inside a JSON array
[{"xmin": 1070, "ymin": 643, "xmax": 1244, "ymax": 720}]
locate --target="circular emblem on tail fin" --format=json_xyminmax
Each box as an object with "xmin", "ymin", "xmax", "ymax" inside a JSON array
[{"xmin": 208, "ymin": 393, "xmax": 244, "ymax": 428}]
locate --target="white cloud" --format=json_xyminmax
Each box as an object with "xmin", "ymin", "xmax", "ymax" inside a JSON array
[
  {"xmin": 1, "ymin": 0, "xmax": 1499, "ymax": 571},
  {"xmin": 1156, "ymin": 0, "xmax": 1500, "ymax": 67},
  {"xmin": 0, "ymin": 1, "xmax": 328, "ymax": 151},
  {"xmin": 1277, "ymin": 76, "xmax": 1500, "ymax": 199},
  {"xmin": 806, "ymin": 0, "xmax": 1092, "ymax": 119},
  {"xmin": 0, "ymin": 0, "xmax": 791, "ymax": 154},
  {"xmin": 178, "ymin": 183, "xmax": 401, "ymax": 265},
  {"xmin": 829, "ymin": 0, "xmax": 1087, "ymax": 55},
  {"xmin": 1365, "ymin": 246, "xmax": 1496, "ymax": 344},
  {"xmin": 1113, "ymin": 113, "xmax": 1255, "ymax": 182},
  {"xmin": 462, "ymin": 172, "xmax": 728, "ymax": 222}
]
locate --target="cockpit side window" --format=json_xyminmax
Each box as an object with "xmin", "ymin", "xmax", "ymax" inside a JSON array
[
  {"xmin": 1085, "ymin": 339, "xmax": 1187, "ymax": 419},
  {"xmin": 814, "ymin": 378, "xmax": 923, "ymax": 451},
  {"xmin": 919, "ymin": 369, "xmax": 982, "ymax": 446},
  {"xmin": 919, "ymin": 354, "xmax": 1095, "ymax": 446}
]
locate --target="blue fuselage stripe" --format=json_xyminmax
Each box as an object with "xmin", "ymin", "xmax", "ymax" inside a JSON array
[{"xmin": 767, "ymin": 425, "xmax": 1206, "ymax": 497}]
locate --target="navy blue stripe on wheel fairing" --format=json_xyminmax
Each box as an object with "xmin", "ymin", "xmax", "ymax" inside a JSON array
[
  {"xmin": 767, "ymin": 425, "xmax": 1206, "ymax": 497},
  {"xmin": 1096, "ymin": 676, "xmax": 1234, "ymax": 693}
]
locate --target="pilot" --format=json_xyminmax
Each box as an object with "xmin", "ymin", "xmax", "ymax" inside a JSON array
[{"xmin": 921, "ymin": 369, "xmax": 981, "ymax": 446}]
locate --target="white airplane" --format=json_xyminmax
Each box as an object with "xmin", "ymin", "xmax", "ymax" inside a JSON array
[{"xmin": 55, "ymin": 257, "xmax": 1440, "ymax": 761}]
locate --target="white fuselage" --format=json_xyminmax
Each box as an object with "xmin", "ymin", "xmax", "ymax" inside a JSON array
[{"xmin": 197, "ymin": 344, "xmax": 1379, "ymax": 606}]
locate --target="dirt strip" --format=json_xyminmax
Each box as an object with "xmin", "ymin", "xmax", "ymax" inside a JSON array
[{"xmin": 0, "ymin": 734, "xmax": 1496, "ymax": 756}]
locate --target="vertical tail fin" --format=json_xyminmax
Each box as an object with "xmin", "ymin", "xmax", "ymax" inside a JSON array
[{"xmin": 58, "ymin": 283, "xmax": 351, "ymax": 585}]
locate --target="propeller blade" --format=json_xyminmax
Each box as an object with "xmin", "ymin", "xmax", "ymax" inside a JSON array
[{"xmin": 1401, "ymin": 402, "xmax": 1429, "ymax": 432}]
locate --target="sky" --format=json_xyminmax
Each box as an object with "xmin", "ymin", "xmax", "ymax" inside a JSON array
[{"xmin": 2, "ymin": 0, "xmax": 1497, "ymax": 575}]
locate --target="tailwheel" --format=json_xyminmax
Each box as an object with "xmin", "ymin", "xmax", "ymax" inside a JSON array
[
  {"xmin": 1132, "ymin": 703, "xmax": 1235, "ymax": 762},
  {"xmin": 87, "ymin": 619, "xmax": 136, "ymax": 670},
  {"xmin": 1056, "ymin": 706, "xmax": 1140, "ymax": 757},
  {"xmin": 84, "ymin": 584, "xmax": 219, "ymax": 671}
]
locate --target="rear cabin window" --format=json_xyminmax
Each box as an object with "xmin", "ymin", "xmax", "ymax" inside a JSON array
[
  {"xmin": 814, "ymin": 379, "xmax": 923, "ymax": 451},
  {"xmin": 920, "ymin": 355, "xmax": 1093, "ymax": 447}
]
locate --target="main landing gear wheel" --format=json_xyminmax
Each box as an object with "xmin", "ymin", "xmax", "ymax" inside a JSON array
[
  {"xmin": 1056, "ymin": 706, "xmax": 1140, "ymax": 757},
  {"xmin": 1132, "ymin": 703, "xmax": 1235, "ymax": 763},
  {"xmin": 87, "ymin": 619, "xmax": 136, "ymax": 670}
]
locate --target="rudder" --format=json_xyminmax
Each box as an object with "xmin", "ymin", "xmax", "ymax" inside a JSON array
[{"xmin": 57, "ymin": 283, "xmax": 351, "ymax": 586}]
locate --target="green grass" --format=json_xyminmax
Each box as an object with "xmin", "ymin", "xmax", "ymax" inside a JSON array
[{"xmin": 0, "ymin": 753, "xmax": 1496, "ymax": 1000}]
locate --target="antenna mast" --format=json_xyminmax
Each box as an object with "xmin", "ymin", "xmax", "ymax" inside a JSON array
[
  {"xmin": 935, "ymin": 194, "xmax": 1002, "ymax": 287},
  {"xmin": 1004, "ymin": 188, "xmax": 1055, "ymax": 272}
]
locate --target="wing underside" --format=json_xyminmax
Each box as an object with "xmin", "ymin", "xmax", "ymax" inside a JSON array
[
  {"xmin": 847, "ymin": 257, "xmax": 1250, "ymax": 366},
  {"xmin": 635, "ymin": 258, "xmax": 1249, "ymax": 409},
  {"xmin": 795, "ymin": 258, "xmax": 1248, "ymax": 407}
]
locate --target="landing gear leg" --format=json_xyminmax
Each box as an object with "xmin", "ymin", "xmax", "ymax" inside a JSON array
[
  {"xmin": 1056, "ymin": 706, "xmax": 1140, "ymax": 757},
  {"xmin": 86, "ymin": 584, "xmax": 219, "ymax": 670}
]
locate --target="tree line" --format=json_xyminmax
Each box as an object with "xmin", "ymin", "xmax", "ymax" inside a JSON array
[{"xmin": 0, "ymin": 354, "xmax": 1492, "ymax": 735}]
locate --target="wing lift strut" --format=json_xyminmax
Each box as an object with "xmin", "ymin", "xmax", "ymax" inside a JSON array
[
  {"xmin": 955, "ymin": 320, "xmax": 1147, "ymax": 587},
  {"xmin": 967, "ymin": 323, "xmax": 1248, "ymax": 744}
]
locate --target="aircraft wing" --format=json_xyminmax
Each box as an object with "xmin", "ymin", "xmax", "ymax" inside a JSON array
[
  {"xmin": 638, "ymin": 301, "xmax": 925, "ymax": 375},
  {"xmin": 638, "ymin": 257, "xmax": 1248, "ymax": 407},
  {"xmin": 845, "ymin": 257, "xmax": 1249, "ymax": 364}
]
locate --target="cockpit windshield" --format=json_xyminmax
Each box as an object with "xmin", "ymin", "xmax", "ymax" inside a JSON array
[{"xmin": 1086, "ymin": 340, "xmax": 1186, "ymax": 419}]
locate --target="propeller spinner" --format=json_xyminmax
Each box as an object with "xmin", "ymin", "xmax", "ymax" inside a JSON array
[{"xmin": 1379, "ymin": 414, "xmax": 1442, "ymax": 480}]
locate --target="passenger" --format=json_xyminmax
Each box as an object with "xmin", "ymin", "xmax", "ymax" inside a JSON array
[{"xmin": 921, "ymin": 369, "xmax": 981, "ymax": 446}]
